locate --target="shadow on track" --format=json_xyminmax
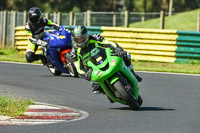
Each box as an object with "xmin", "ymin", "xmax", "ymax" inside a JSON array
[
  {"xmin": 140, "ymin": 107, "xmax": 175, "ymax": 111},
  {"xmin": 40, "ymin": 75, "xmax": 74, "ymax": 78},
  {"xmin": 110, "ymin": 107, "xmax": 175, "ymax": 111}
]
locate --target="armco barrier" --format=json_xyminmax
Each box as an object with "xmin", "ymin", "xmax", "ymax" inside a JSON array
[{"xmin": 14, "ymin": 26, "xmax": 200, "ymax": 63}]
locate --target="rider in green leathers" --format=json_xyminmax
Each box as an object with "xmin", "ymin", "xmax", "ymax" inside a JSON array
[{"xmin": 70, "ymin": 25, "xmax": 142, "ymax": 94}]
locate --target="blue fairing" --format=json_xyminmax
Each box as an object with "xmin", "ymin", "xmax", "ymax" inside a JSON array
[
  {"xmin": 46, "ymin": 47, "xmax": 69, "ymax": 73},
  {"xmin": 43, "ymin": 25, "xmax": 72, "ymax": 73},
  {"xmin": 43, "ymin": 26, "xmax": 71, "ymax": 49}
]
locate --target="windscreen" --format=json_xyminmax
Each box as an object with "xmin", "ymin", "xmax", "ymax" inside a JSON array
[{"xmin": 89, "ymin": 47, "xmax": 107, "ymax": 65}]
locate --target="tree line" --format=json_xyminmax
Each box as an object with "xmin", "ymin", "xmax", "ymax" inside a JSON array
[{"xmin": 0, "ymin": 0, "xmax": 200, "ymax": 13}]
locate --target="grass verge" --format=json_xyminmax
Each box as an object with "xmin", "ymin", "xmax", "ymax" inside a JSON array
[
  {"xmin": 133, "ymin": 61, "xmax": 200, "ymax": 74},
  {"xmin": 0, "ymin": 95, "xmax": 33, "ymax": 117},
  {"xmin": 129, "ymin": 9, "xmax": 200, "ymax": 31},
  {"xmin": 0, "ymin": 48, "xmax": 40, "ymax": 64}
]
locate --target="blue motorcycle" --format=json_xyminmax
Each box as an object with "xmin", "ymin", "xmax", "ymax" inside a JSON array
[{"xmin": 42, "ymin": 25, "xmax": 78, "ymax": 77}]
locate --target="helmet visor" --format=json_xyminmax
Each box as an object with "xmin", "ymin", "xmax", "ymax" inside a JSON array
[
  {"xmin": 73, "ymin": 33, "xmax": 88, "ymax": 47},
  {"xmin": 29, "ymin": 15, "xmax": 41, "ymax": 24}
]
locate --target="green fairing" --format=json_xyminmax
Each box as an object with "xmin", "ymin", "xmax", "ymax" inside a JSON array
[
  {"xmin": 87, "ymin": 48, "xmax": 139, "ymax": 105},
  {"xmin": 109, "ymin": 75, "xmax": 119, "ymax": 85}
]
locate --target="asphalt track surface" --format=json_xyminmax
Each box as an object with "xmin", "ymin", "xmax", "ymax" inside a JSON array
[{"xmin": 0, "ymin": 62, "xmax": 200, "ymax": 133}]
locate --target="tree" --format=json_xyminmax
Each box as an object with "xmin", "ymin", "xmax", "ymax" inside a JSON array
[
  {"xmin": 123, "ymin": 0, "xmax": 134, "ymax": 11},
  {"xmin": 0, "ymin": 0, "xmax": 6, "ymax": 10},
  {"xmin": 162, "ymin": 0, "xmax": 168, "ymax": 11},
  {"xmin": 0, "ymin": 0, "xmax": 199, "ymax": 13}
]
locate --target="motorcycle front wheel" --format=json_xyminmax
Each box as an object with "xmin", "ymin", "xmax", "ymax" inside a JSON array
[
  {"xmin": 137, "ymin": 95, "xmax": 143, "ymax": 106},
  {"xmin": 65, "ymin": 53, "xmax": 78, "ymax": 77},
  {"xmin": 113, "ymin": 80, "xmax": 140, "ymax": 110},
  {"xmin": 47, "ymin": 64, "xmax": 62, "ymax": 76}
]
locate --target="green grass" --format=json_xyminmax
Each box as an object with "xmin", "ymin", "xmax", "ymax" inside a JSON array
[
  {"xmin": 0, "ymin": 48, "xmax": 27, "ymax": 63},
  {"xmin": 0, "ymin": 48, "xmax": 41, "ymax": 64},
  {"xmin": 130, "ymin": 9, "xmax": 200, "ymax": 31},
  {"xmin": 0, "ymin": 95, "xmax": 33, "ymax": 117},
  {"xmin": 133, "ymin": 61, "xmax": 200, "ymax": 74}
]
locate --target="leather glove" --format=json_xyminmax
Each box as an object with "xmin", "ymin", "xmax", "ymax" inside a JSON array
[
  {"xmin": 65, "ymin": 28, "xmax": 71, "ymax": 33},
  {"xmin": 84, "ymin": 69, "xmax": 92, "ymax": 81},
  {"xmin": 115, "ymin": 47, "xmax": 127, "ymax": 57},
  {"xmin": 91, "ymin": 33, "xmax": 104, "ymax": 41},
  {"xmin": 69, "ymin": 47, "xmax": 77, "ymax": 61},
  {"xmin": 37, "ymin": 39, "xmax": 48, "ymax": 46},
  {"xmin": 53, "ymin": 24, "xmax": 60, "ymax": 31},
  {"xmin": 69, "ymin": 51, "xmax": 76, "ymax": 58}
]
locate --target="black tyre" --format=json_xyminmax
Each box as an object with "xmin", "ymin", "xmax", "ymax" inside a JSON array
[
  {"xmin": 137, "ymin": 95, "xmax": 143, "ymax": 106},
  {"xmin": 113, "ymin": 80, "xmax": 140, "ymax": 110},
  {"xmin": 47, "ymin": 64, "xmax": 62, "ymax": 76},
  {"xmin": 65, "ymin": 53, "xmax": 78, "ymax": 77}
]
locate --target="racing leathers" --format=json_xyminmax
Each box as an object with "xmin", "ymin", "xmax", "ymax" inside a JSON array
[{"xmin": 25, "ymin": 17, "xmax": 59, "ymax": 64}]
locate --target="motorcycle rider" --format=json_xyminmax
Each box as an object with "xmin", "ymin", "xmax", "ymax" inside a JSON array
[
  {"xmin": 70, "ymin": 25, "xmax": 142, "ymax": 94},
  {"xmin": 25, "ymin": 7, "xmax": 60, "ymax": 64}
]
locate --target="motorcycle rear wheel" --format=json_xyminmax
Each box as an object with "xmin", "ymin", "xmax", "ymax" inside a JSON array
[{"xmin": 113, "ymin": 80, "xmax": 140, "ymax": 110}]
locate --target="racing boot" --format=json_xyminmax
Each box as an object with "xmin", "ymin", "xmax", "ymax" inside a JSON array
[
  {"xmin": 128, "ymin": 64, "xmax": 142, "ymax": 82},
  {"xmin": 91, "ymin": 82, "xmax": 103, "ymax": 95},
  {"xmin": 39, "ymin": 55, "xmax": 48, "ymax": 65}
]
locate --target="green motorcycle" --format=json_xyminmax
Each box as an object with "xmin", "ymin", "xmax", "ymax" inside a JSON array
[{"xmin": 87, "ymin": 47, "xmax": 143, "ymax": 110}]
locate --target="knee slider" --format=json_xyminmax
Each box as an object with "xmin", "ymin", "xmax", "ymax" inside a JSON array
[
  {"xmin": 126, "ymin": 52, "xmax": 131, "ymax": 60},
  {"xmin": 26, "ymin": 52, "xmax": 35, "ymax": 63}
]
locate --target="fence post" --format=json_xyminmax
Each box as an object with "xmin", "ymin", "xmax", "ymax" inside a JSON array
[
  {"xmin": 57, "ymin": 12, "xmax": 61, "ymax": 25},
  {"xmin": 124, "ymin": 10, "xmax": 129, "ymax": 27},
  {"xmin": 2, "ymin": 10, "xmax": 7, "ymax": 48},
  {"xmin": 53, "ymin": 12, "xmax": 57, "ymax": 23},
  {"xmin": 84, "ymin": 12, "xmax": 87, "ymax": 26},
  {"xmin": 12, "ymin": 11, "xmax": 17, "ymax": 48},
  {"xmin": 197, "ymin": 11, "xmax": 200, "ymax": 31},
  {"xmin": 141, "ymin": 16, "xmax": 145, "ymax": 22},
  {"xmin": 113, "ymin": 12, "xmax": 116, "ymax": 27},
  {"xmin": 168, "ymin": 0, "xmax": 173, "ymax": 16},
  {"xmin": 74, "ymin": 13, "xmax": 76, "ymax": 25},
  {"xmin": 160, "ymin": 10, "xmax": 165, "ymax": 29},
  {"xmin": 45, "ymin": 13, "xmax": 49, "ymax": 19},
  {"xmin": 23, "ymin": 10, "xmax": 27, "ymax": 26},
  {"xmin": 87, "ymin": 10, "xmax": 91, "ymax": 26},
  {"xmin": 69, "ymin": 11, "xmax": 74, "ymax": 25}
]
